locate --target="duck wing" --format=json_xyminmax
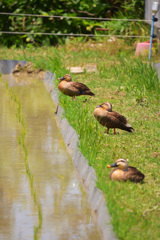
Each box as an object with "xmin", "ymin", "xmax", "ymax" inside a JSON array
[
  {"xmin": 109, "ymin": 111, "xmax": 134, "ymax": 132},
  {"xmin": 70, "ymin": 82, "xmax": 95, "ymax": 96},
  {"xmin": 111, "ymin": 111, "xmax": 128, "ymax": 124},
  {"xmin": 99, "ymin": 111, "xmax": 131, "ymax": 131},
  {"xmin": 94, "ymin": 110, "xmax": 117, "ymax": 128},
  {"xmin": 124, "ymin": 166, "xmax": 145, "ymax": 182}
]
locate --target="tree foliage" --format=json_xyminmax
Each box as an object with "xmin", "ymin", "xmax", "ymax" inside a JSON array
[{"xmin": 0, "ymin": 0, "xmax": 145, "ymax": 46}]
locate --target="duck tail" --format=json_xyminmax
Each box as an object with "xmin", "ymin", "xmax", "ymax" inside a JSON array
[
  {"xmin": 132, "ymin": 172, "xmax": 145, "ymax": 182},
  {"xmin": 124, "ymin": 122, "xmax": 134, "ymax": 133},
  {"xmin": 88, "ymin": 92, "xmax": 95, "ymax": 96},
  {"xmin": 126, "ymin": 127, "xmax": 134, "ymax": 133}
]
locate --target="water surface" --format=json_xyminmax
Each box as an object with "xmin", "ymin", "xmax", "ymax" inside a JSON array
[{"xmin": 0, "ymin": 74, "xmax": 100, "ymax": 240}]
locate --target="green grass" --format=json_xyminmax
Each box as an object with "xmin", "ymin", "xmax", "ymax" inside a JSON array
[{"xmin": 0, "ymin": 39, "xmax": 160, "ymax": 240}]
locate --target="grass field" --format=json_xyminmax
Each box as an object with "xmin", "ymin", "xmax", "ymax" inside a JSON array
[{"xmin": 0, "ymin": 38, "xmax": 160, "ymax": 239}]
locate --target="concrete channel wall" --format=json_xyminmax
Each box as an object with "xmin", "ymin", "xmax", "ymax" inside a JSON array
[
  {"xmin": 0, "ymin": 60, "xmax": 118, "ymax": 240},
  {"xmin": 0, "ymin": 59, "xmax": 27, "ymax": 74}
]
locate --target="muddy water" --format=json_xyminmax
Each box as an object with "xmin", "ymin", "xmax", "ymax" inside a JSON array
[{"xmin": 0, "ymin": 74, "xmax": 100, "ymax": 240}]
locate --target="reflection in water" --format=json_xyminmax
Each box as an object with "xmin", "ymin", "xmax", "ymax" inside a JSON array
[{"xmin": 0, "ymin": 74, "xmax": 100, "ymax": 240}]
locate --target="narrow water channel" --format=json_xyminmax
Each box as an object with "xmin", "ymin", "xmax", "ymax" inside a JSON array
[{"xmin": 0, "ymin": 74, "xmax": 100, "ymax": 240}]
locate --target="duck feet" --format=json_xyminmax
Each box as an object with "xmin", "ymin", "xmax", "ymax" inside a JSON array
[{"xmin": 72, "ymin": 96, "xmax": 76, "ymax": 100}]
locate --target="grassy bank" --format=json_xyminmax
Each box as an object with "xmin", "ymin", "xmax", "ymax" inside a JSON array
[{"xmin": 1, "ymin": 39, "xmax": 160, "ymax": 240}]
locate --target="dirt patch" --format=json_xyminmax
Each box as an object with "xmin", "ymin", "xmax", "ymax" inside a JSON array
[
  {"xmin": 114, "ymin": 90, "xmax": 126, "ymax": 96},
  {"xmin": 12, "ymin": 62, "xmax": 45, "ymax": 79},
  {"xmin": 66, "ymin": 64, "xmax": 97, "ymax": 73}
]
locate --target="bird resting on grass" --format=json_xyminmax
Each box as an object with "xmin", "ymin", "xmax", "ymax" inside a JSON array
[{"xmin": 107, "ymin": 158, "xmax": 145, "ymax": 182}]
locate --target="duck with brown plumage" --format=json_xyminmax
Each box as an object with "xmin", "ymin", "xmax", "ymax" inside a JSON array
[
  {"xmin": 94, "ymin": 102, "xmax": 134, "ymax": 134},
  {"xmin": 107, "ymin": 159, "xmax": 145, "ymax": 183},
  {"xmin": 58, "ymin": 74, "xmax": 95, "ymax": 99},
  {"xmin": 55, "ymin": 74, "xmax": 95, "ymax": 114}
]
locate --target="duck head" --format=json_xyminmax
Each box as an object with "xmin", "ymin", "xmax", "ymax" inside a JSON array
[
  {"xmin": 58, "ymin": 74, "xmax": 72, "ymax": 82},
  {"xmin": 96, "ymin": 102, "xmax": 112, "ymax": 112},
  {"xmin": 107, "ymin": 158, "xmax": 128, "ymax": 170}
]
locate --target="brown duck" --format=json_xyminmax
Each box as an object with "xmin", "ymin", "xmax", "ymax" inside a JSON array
[
  {"xmin": 58, "ymin": 74, "xmax": 95, "ymax": 99},
  {"xmin": 94, "ymin": 102, "xmax": 134, "ymax": 134},
  {"xmin": 107, "ymin": 159, "xmax": 145, "ymax": 182}
]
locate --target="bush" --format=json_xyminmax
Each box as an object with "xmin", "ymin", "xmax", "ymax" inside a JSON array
[{"xmin": 0, "ymin": 0, "xmax": 145, "ymax": 46}]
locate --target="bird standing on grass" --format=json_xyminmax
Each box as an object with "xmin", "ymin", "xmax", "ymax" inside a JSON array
[
  {"xmin": 107, "ymin": 159, "xmax": 145, "ymax": 182},
  {"xmin": 58, "ymin": 74, "xmax": 95, "ymax": 99},
  {"xmin": 94, "ymin": 102, "xmax": 134, "ymax": 134},
  {"xmin": 55, "ymin": 74, "xmax": 95, "ymax": 114}
]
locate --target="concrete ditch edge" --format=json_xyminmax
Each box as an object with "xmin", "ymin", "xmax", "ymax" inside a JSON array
[
  {"xmin": 0, "ymin": 59, "xmax": 27, "ymax": 74},
  {"xmin": 43, "ymin": 70, "xmax": 118, "ymax": 240}
]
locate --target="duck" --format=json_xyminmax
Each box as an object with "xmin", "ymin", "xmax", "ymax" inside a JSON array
[
  {"xmin": 93, "ymin": 102, "xmax": 134, "ymax": 134},
  {"xmin": 107, "ymin": 159, "xmax": 145, "ymax": 182},
  {"xmin": 58, "ymin": 74, "xmax": 95, "ymax": 99}
]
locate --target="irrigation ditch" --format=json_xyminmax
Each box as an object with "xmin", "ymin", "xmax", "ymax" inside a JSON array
[
  {"xmin": 1, "ymin": 78, "xmax": 42, "ymax": 239},
  {"xmin": 0, "ymin": 59, "xmax": 117, "ymax": 240}
]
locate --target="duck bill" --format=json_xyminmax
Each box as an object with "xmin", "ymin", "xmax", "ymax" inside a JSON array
[
  {"xmin": 58, "ymin": 76, "xmax": 65, "ymax": 81},
  {"xmin": 107, "ymin": 162, "xmax": 118, "ymax": 168},
  {"xmin": 96, "ymin": 105, "xmax": 102, "ymax": 108}
]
